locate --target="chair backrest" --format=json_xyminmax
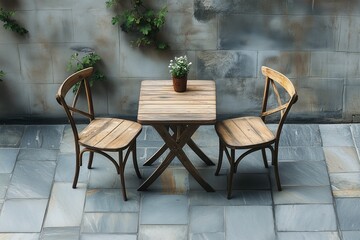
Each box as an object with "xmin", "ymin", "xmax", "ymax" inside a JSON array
[
  {"xmin": 260, "ymin": 66, "xmax": 298, "ymax": 140},
  {"xmin": 56, "ymin": 67, "xmax": 95, "ymax": 142}
]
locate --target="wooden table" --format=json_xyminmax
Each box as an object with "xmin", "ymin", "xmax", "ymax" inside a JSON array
[{"xmin": 137, "ymin": 80, "xmax": 216, "ymax": 192}]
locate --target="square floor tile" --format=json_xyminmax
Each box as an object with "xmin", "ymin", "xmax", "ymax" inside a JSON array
[
  {"xmin": 0, "ymin": 126, "xmax": 24, "ymax": 147},
  {"xmin": 190, "ymin": 206, "xmax": 224, "ymax": 234},
  {"xmin": 275, "ymin": 204, "xmax": 337, "ymax": 231},
  {"xmin": 323, "ymin": 147, "xmax": 360, "ymax": 173},
  {"xmin": 320, "ymin": 124, "xmax": 354, "ymax": 147},
  {"xmin": 276, "ymin": 161, "xmax": 330, "ymax": 187},
  {"xmin": 225, "ymin": 206, "xmax": 275, "ymax": 240},
  {"xmin": 82, "ymin": 213, "xmax": 138, "ymax": 233},
  {"xmin": 20, "ymin": 125, "xmax": 64, "ymax": 149},
  {"xmin": 279, "ymin": 124, "xmax": 322, "ymax": 147},
  {"xmin": 0, "ymin": 148, "xmax": 18, "ymax": 173},
  {"xmin": 84, "ymin": 189, "xmax": 140, "ymax": 212},
  {"xmin": 0, "ymin": 199, "xmax": 48, "ymax": 232},
  {"xmin": 336, "ymin": 198, "xmax": 360, "ymax": 230},
  {"xmin": 330, "ymin": 173, "xmax": 360, "ymax": 197},
  {"xmin": 7, "ymin": 160, "xmax": 56, "ymax": 198},
  {"xmin": 342, "ymin": 231, "xmax": 360, "ymax": 240},
  {"xmin": 44, "ymin": 183, "xmax": 86, "ymax": 228},
  {"xmin": 140, "ymin": 194, "xmax": 188, "ymax": 225}
]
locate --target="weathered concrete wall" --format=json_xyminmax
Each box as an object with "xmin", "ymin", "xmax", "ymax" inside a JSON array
[{"xmin": 0, "ymin": 0, "xmax": 359, "ymax": 122}]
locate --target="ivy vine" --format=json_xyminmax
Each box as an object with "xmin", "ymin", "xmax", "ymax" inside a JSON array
[
  {"xmin": 67, "ymin": 52, "xmax": 106, "ymax": 93},
  {"xmin": 0, "ymin": 7, "xmax": 28, "ymax": 81},
  {"xmin": 106, "ymin": 0, "xmax": 168, "ymax": 50},
  {"xmin": 0, "ymin": 8, "xmax": 28, "ymax": 36}
]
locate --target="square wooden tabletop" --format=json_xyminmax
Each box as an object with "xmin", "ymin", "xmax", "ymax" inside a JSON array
[{"xmin": 137, "ymin": 80, "xmax": 216, "ymax": 125}]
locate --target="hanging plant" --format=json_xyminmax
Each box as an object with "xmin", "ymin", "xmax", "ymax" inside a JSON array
[
  {"xmin": 106, "ymin": 0, "xmax": 168, "ymax": 50},
  {"xmin": 0, "ymin": 8, "xmax": 28, "ymax": 36},
  {"xmin": 67, "ymin": 52, "xmax": 106, "ymax": 93}
]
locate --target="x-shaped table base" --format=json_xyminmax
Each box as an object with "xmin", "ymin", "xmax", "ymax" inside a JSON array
[{"xmin": 138, "ymin": 124, "xmax": 215, "ymax": 192}]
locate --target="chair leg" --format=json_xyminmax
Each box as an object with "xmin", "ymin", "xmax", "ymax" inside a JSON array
[
  {"xmin": 215, "ymin": 139, "xmax": 224, "ymax": 176},
  {"xmin": 273, "ymin": 144, "xmax": 282, "ymax": 191},
  {"xmin": 72, "ymin": 145, "xmax": 81, "ymax": 189},
  {"xmin": 261, "ymin": 149, "xmax": 269, "ymax": 168},
  {"xmin": 87, "ymin": 151, "xmax": 94, "ymax": 169},
  {"xmin": 118, "ymin": 150, "xmax": 127, "ymax": 201},
  {"xmin": 227, "ymin": 155, "xmax": 235, "ymax": 199},
  {"xmin": 131, "ymin": 141, "xmax": 142, "ymax": 179}
]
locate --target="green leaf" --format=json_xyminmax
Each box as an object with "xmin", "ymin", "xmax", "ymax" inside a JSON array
[
  {"xmin": 106, "ymin": 0, "xmax": 117, "ymax": 8},
  {"xmin": 106, "ymin": 1, "xmax": 168, "ymax": 49},
  {"xmin": 0, "ymin": 8, "xmax": 28, "ymax": 36},
  {"xmin": 157, "ymin": 42, "xmax": 168, "ymax": 50},
  {"xmin": 127, "ymin": 15, "xmax": 135, "ymax": 23},
  {"xmin": 139, "ymin": 24, "xmax": 151, "ymax": 35},
  {"xmin": 67, "ymin": 51, "xmax": 106, "ymax": 93},
  {"xmin": 111, "ymin": 15, "xmax": 121, "ymax": 25},
  {"xmin": 0, "ymin": 8, "xmax": 14, "ymax": 19},
  {"xmin": 145, "ymin": 10, "xmax": 154, "ymax": 19}
]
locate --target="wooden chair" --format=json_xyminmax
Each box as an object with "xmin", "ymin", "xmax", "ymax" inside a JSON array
[
  {"xmin": 56, "ymin": 67, "xmax": 142, "ymax": 201},
  {"xmin": 215, "ymin": 66, "xmax": 298, "ymax": 199}
]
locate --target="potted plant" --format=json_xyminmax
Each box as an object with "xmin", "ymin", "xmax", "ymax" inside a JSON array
[{"xmin": 168, "ymin": 55, "xmax": 192, "ymax": 92}]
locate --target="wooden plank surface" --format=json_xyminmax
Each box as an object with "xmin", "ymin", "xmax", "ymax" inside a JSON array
[
  {"xmin": 138, "ymin": 80, "xmax": 216, "ymax": 124},
  {"xmin": 216, "ymin": 116, "xmax": 275, "ymax": 148},
  {"xmin": 79, "ymin": 118, "xmax": 142, "ymax": 150}
]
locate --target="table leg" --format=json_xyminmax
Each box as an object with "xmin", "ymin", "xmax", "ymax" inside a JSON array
[
  {"xmin": 169, "ymin": 125, "xmax": 215, "ymax": 166},
  {"xmin": 187, "ymin": 139, "xmax": 215, "ymax": 166},
  {"xmin": 138, "ymin": 124, "xmax": 215, "ymax": 192},
  {"xmin": 176, "ymin": 148, "xmax": 214, "ymax": 192},
  {"xmin": 143, "ymin": 143, "xmax": 168, "ymax": 166},
  {"xmin": 138, "ymin": 149, "xmax": 177, "ymax": 191},
  {"xmin": 143, "ymin": 126, "xmax": 174, "ymax": 166}
]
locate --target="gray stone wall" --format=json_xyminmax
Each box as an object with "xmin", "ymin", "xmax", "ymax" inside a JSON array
[{"xmin": 0, "ymin": 0, "xmax": 359, "ymax": 122}]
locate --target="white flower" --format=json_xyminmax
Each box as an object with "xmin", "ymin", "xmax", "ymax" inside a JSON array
[{"xmin": 168, "ymin": 55, "xmax": 191, "ymax": 78}]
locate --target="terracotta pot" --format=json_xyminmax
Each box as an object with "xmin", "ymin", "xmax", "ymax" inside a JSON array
[{"xmin": 172, "ymin": 76, "xmax": 187, "ymax": 92}]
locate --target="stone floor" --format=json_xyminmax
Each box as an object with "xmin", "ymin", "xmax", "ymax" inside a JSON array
[{"xmin": 0, "ymin": 123, "xmax": 360, "ymax": 240}]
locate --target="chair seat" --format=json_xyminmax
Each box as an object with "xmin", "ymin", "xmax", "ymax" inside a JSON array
[
  {"xmin": 79, "ymin": 118, "xmax": 142, "ymax": 151},
  {"xmin": 215, "ymin": 116, "xmax": 275, "ymax": 149}
]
